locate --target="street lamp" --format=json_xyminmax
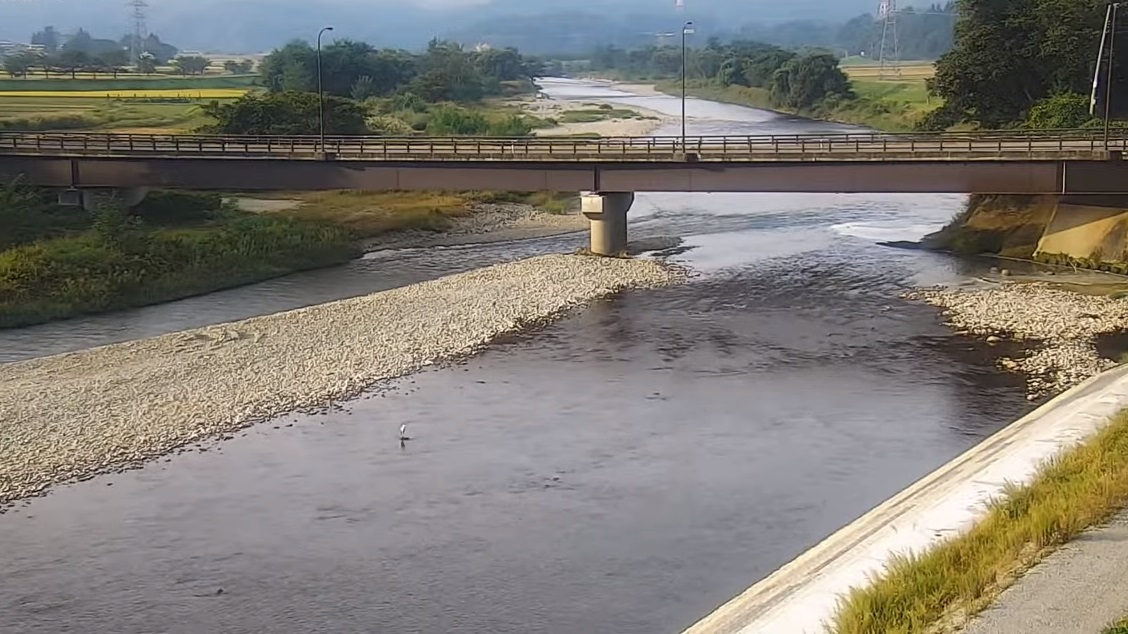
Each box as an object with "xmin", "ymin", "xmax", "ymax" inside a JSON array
[
  {"xmin": 317, "ymin": 26, "xmax": 334, "ymax": 153},
  {"xmin": 1094, "ymin": 3, "xmax": 1123, "ymax": 150},
  {"xmin": 681, "ymin": 21, "xmax": 694, "ymax": 150}
]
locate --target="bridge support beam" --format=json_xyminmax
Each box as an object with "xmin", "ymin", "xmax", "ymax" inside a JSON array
[{"xmin": 581, "ymin": 191, "xmax": 634, "ymax": 256}]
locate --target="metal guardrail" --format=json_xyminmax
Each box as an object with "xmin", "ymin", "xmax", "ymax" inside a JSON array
[{"xmin": 1, "ymin": 130, "xmax": 1126, "ymax": 162}]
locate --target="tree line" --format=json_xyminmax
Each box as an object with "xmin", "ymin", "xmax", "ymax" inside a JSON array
[
  {"xmin": 586, "ymin": 39, "xmax": 853, "ymax": 112},
  {"xmin": 201, "ymin": 39, "xmax": 547, "ymax": 136},
  {"xmin": 2, "ymin": 25, "xmax": 192, "ymax": 78},
  {"xmin": 927, "ymin": 0, "xmax": 1128, "ymax": 130}
]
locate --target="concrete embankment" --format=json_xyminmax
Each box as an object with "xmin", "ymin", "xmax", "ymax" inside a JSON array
[
  {"xmin": 685, "ymin": 280, "xmax": 1128, "ymax": 633},
  {"xmin": 0, "ymin": 254, "xmax": 682, "ymax": 507}
]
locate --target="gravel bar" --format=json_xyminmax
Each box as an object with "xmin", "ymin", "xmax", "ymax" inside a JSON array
[
  {"xmin": 0, "ymin": 254, "xmax": 682, "ymax": 506},
  {"xmin": 904, "ymin": 281, "xmax": 1128, "ymax": 399}
]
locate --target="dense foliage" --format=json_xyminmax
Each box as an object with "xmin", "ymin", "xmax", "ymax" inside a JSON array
[
  {"xmin": 587, "ymin": 39, "xmax": 853, "ymax": 114},
  {"xmin": 199, "ymin": 91, "xmax": 369, "ymax": 135},
  {"xmin": 927, "ymin": 0, "xmax": 1128, "ymax": 129},
  {"xmin": 0, "ymin": 186, "xmax": 359, "ymax": 328},
  {"xmin": 259, "ymin": 38, "xmax": 542, "ymax": 102}
]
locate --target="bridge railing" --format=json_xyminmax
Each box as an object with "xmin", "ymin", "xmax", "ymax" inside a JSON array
[{"xmin": 2, "ymin": 129, "xmax": 1126, "ymax": 161}]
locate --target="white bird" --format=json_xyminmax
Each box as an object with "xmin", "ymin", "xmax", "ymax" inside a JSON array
[{"xmin": 399, "ymin": 423, "xmax": 409, "ymax": 441}]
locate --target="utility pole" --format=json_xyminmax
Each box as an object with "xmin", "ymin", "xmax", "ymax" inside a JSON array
[
  {"xmin": 317, "ymin": 26, "xmax": 334, "ymax": 154},
  {"xmin": 681, "ymin": 21, "xmax": 694, "ymax": 150},
  {"xmin": 1105, "ymin": 3, "xmax": 1122, "ymax": 150},
  {"xmin": 876, "ymin": 0, "xmax": 900, "ymax": 80}
]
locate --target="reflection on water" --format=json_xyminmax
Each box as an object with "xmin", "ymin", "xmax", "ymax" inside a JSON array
[{"xmin": 0, "ymin": 78, "xmax": 1034, "ymax": 634}]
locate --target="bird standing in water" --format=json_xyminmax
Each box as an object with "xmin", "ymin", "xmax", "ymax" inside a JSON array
[{"xmin": 399, "ymin": 423, "xmax": 410, "ymax": 444}]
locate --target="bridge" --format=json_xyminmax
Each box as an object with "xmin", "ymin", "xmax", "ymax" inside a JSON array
[{"xmin": 4, "ymin": 130, "xmax": 1128, "ymax": 255}]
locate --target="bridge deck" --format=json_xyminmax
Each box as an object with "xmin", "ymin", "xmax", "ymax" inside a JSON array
[{"xmin": 1, "ymin": 131, "xmax": 1126, "ymax": 162}]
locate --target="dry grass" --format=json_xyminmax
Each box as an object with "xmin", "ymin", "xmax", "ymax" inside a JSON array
[
  {"xmin": 842, "ymin": 63, "xmax": 936, "ymax": 80},
  {"xmin": 265, "ymin": 191, "xmax": 476, "ymax": 237},
  {"xmin": 831, "ymin": 408, "xmax": 1128, "ymax": 634},
  {"xmin": 0, "ymin": 89, "xmax": 248, "ymax": 98}
]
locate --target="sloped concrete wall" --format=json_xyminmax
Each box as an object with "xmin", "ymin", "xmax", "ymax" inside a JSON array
[{"xmin": 1035, "ymin": 196, "xmax": 1128, "ymax": 262}]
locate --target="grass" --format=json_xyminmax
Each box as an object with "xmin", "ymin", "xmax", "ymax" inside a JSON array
[
  {"xmin": 1106, "ymin": 614, "xmax": 1128, "ymax": 634},
  {"xmin": 0, "ymin": 96, "xmax": 234, "ymax": 132},
  {"xmin": 241, "ymin": 190, "xmax": 576, "ymax": 238},
  {"xmin": 556, "ymin": 107, "xmax": 657, "ymax": 124},
  {"xmin": 0, "ymin": 75, "xmax": 259, "ymax": 91},
  {"xmin": 654, "ymin": 62, "xmax": 939, "ymax": 131},
  {"xmin": 830, "ymin": 407, "xmax": 1128, "ymax": 634},
  {"xmin": 0, "ymin": 89, "xmax": 250, "ymax": 99}
]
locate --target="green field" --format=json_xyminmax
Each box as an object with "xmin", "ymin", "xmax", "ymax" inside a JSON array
[
  {"xmin": 0, "ymin": 75, "xmax": 259, "ymax": 92},
  {"xmin": 0, "ymin": 96, "xmax": 217, "ymax": 132}
]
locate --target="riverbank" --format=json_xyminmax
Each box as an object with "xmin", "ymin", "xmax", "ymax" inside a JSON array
[
  {"xmin": 0, "ymin": 190, "xmax": 361, "ymax": 329},
  {"xmin": 649, "ymin": 78, "xmax": 932, "ymax": 132},
  {"xmin": 0, "ymin": 254, "xmax": 683, "ymax": 508},
  {"xmin": 231, "ymin": 193, "xmax": 589, "ymax": 252},
  {"xmin": 515, "ymin": 91, "xmax": 670, "ymax": 137}
]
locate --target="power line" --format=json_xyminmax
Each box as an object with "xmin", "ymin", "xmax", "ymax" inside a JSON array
[{"xmin": 128, "ymin": 0, "xmax": 148, "ymax": 65}]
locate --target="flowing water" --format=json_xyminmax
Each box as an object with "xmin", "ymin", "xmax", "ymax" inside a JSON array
[{"xmin": 0, "ymin": 79, "xmax": 1036, "ymax": 634}]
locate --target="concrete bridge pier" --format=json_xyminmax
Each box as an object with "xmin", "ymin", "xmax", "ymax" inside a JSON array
[
  {"xmin": 581, "ymin": 191, "xmax": 634, "ymax": 256},
  {"xmin": 57, "ymin": 187, "xmax": 150, "ymax": 211}
]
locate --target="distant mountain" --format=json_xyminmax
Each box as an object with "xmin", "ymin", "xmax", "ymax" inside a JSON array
[{"xmin": 0, "ymin": 0, "xmax": 880, "ymax": 53}]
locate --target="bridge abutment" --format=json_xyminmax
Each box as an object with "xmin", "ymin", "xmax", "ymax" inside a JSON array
[{"xmin": 581, "ymin": 191, "xmax": 633, "ymax": 256}]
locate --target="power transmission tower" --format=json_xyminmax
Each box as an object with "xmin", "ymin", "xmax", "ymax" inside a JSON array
[
  {"xmin": 128, "ymin": 0, "xmax": 148, "ymax": 65},
  {"xmin": 876, "ymin": 0, "xmax": 900, "ymax": 79}
]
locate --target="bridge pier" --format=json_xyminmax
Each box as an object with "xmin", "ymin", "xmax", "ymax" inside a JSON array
[
  {"xmin": 581, "ymin": 191, "xmax": 634, "ymax": 256},
  {"xmin": 57, "ymin": 187, "xmax": 150, "ymax": 210}
]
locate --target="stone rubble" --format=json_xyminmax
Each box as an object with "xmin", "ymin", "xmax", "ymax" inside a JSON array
[
  {"xmin": 903, "ymin": 281, "xmax": 1128, "ymax": 400},
  {"xmin": 0, "ymin": 254, "xmax": 684, "ymax": 507}
]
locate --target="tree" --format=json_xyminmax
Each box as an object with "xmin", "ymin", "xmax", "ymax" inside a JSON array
[
  {"xmin": 96, "ymin": 49, "xmax": 130, "ymax": 78},
  {"xmin": 770, "ymin": 53, "xmax": 853, "ymax": 110},
  {"xmin": 137, "ymin": 52, "xmax": 157, "ymax": 74},
  {"xmin": 929, "ymin": 0, "xmax": 1128, "ymax": 128},
  {"xmin": 172, "ymin": 55, "xmax": 210, "ymax": 75},
  {"xmin": 55, "ymin": 49, "xmax": 91, "ymax": 79},
  {"xmin": 199, "ymin": 91, "xmax": 369, "ymax": 135},
  {"xmin": 223, "ymin": 59, "xmax": 254, "ymax": 74},
  {"xmin": 3, "ymin": 51, "xmax": 42, "ymax": 78}
]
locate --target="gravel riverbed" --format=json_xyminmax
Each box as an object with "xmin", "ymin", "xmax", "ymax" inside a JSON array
[
  {"xmin": 904, "ymin": 282, "xmax": 1128, "ymax": 399},
  {"xmin": 0, "ymin": 254, "xmax": 682, "ymax": 507}
]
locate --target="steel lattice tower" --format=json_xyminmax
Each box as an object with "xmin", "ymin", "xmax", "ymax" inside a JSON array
[
  {"xmin": 876, "ymin": 0, "xmax": 900, "ymax": 79},
  {"xmin": 128, "ymin": 0, "xmax": 149, "ymax": 65}
]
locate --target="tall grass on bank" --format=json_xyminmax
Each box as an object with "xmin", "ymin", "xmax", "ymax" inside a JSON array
[
  {"xmin": 831, "ymin": 408, "xmax": 1128, "ymax": 634},
  {"xmin": 0, "ymin": 193, "xmax": 359, "ymax": 328},
  {"xmin": 1106, "ymin": 615, "xmax": 1128, "ymax": 634}
]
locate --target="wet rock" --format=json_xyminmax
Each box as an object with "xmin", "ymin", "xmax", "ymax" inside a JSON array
[{"xmin": 903, "ymin": 281, "xmax": 1128, "ymax": 399}]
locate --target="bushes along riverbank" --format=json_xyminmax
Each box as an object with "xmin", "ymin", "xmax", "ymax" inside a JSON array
[{"xmin": 0, "ymin": 187, "xmax": 360, "ymax": 328}]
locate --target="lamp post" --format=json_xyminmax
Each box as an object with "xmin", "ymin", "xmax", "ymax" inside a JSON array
[
  {"xmin": 681, "ymin": 21, "xmax": 694, "ymax": 150},
  {"xmin": 1105, "ymin": 4, "xmax": 1120, "ymax": 150},
  {"xmin": 317, "ymin": 26, "xmax": 334, "ymax": 153}
]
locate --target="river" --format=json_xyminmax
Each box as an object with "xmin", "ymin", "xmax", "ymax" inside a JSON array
[{"xmin": 0, "ymin": 79, "xmax": 1036, "ymax": 634}]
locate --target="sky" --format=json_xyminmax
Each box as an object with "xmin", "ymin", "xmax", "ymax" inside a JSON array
[{"xmin": 0, "ymin": 0, "xmax": 878, "ymax": 53}]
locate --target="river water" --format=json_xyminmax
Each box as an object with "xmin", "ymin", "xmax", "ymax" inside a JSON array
[{"xmin": 0, "ymin": 79, "xmax": 1034, "ymax": 634}]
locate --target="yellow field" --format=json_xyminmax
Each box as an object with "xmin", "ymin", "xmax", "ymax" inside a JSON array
[
  {"xmin": 0, "ymin": 89, "xmax": 249, "ymax": 99},
  {"xmin": 843, "ymin": 63, "xmax": 935, "ymax": 80}
]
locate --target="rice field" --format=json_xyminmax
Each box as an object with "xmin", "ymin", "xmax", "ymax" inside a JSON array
[
  {"xmin": 843, "ymin": 62, "xmax": 936, "ymax": 80},
  {"xmin": 0, "ymin": 89, "xmax": 249, "ymax": 99}
]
